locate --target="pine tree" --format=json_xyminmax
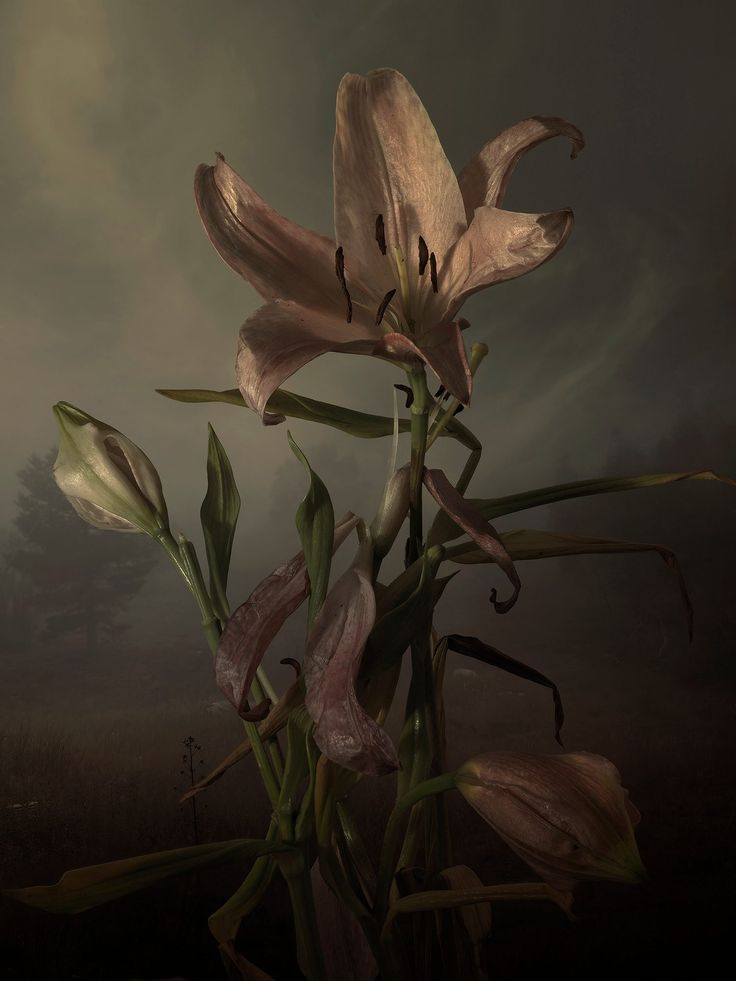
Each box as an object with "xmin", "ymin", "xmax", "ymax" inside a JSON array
[{"xmin": 4, "ymin": 449, "xmax": 159, "ymax": 655}]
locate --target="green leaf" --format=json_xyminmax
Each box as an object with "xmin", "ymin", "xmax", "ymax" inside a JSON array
[
  {"xmin": 381, "ymin": 882, "xmax": 573, "ymax": 939},
  {"xmin": 208, "ymin": 822, "xmax": 278, "ymax": 944},
  {"xmin": 428, "ymin": 469, "xmax": 736, "ymax": 547},
  {"xmin": 442, "ymin": 633, "xmax": 565, "ymax": 745},
  {"xmin": 156, "ymin": 386, "xmax": 479, "ymax": 449},
  {"xmin": 200, "ymin": 424, "xmax": 241, "ymax": 623},
  {"xmin": 5, "ymin": 838, "xmax": 293, "ymax": 914},
  {"xmin": 447, "ymin": 527, "xmax": 694, "ymax": 639},
  {"xmin": 288, "ymin": 432, "xmax": 335, "ymax": 629}
]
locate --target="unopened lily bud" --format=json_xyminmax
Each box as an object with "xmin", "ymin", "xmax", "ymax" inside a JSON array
[
  {"xmin": 370, "ymin": 464, "xmax": 411, "ymax": 560},
  {"xmin": 52, "ymin": 402, "xmax": 169, "ymax": 536},
  {"xmin": 455, "ymin": 751, "xmax": 644, "ymax": 891}
]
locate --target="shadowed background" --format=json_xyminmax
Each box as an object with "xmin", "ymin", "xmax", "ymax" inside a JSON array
[{"xmin": 1, "ymin": 1, "xmax": 734, "ymax": 979}]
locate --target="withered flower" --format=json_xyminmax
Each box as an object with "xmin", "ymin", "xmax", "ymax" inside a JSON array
[
  {"xmin": 455, "ymin": 751, "xmax": 644, "ymax": 891},
  {"xmin": 195, "ymin": 70, "xmax": 583, "ymax": 422}
]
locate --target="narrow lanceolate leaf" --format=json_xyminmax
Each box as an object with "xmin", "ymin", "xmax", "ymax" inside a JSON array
[
  {"xmin": 156, "ymin": 387, "xmax": 479, "ymax": 448},
  {"xmin": 215, "ymin": 514, "xmax": 357, "ymax": 717},
  {"xmin": 448, "ymin": 528, "xmax": 694, "ymax": 639},
  {"xmin": 288, "ymin": 432, "xmax": 335, "ymax": 629},
  {"xmin": 5, "ymin": 838, "xmax": 293, "ymax": 914},
  {"xmin": 423, "ymin": 468, "xmax": 521, "ymax": 613},
  {"xmin": 381, "ymin": 882, "xmax": 573, "ymax": 939},
  {"xmin": 201, "ymin": 424, "xmax": 241, "ymax": 623},
  {"xmin": 443, "ymin": 634, "xmax": 565, "ymax": 745},
  {"xmin": 428, "ymin": 469, "xmax": 736, "ymax": 546}
]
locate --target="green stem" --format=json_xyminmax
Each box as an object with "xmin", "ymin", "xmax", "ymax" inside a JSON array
[
  {"xmin": 375, "ymin": 772, "xmax": 457, "ymax": 925},
  {"xmin": 281, "ymin": 853, "xmax": 327, "ymax": 981}
]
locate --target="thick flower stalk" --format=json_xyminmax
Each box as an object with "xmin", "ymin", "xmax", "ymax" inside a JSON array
[
  {"xmin": 194, "ymin": 69, "xmax": 582, "ymax": 422},
  {"xmin": 52, "ymin": 401, "xmax": 169, "ymax": 536},
  {"xmin": 455, "ymin": 751, "xmax": 645, "ymax": 891}
]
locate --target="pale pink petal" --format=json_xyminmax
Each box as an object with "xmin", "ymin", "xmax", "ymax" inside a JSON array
[
  {"xmin": 304, "ymin": 541, "xmax": 398, "ymax": 775},
  {"xmin": 458, "ymin": 117, "xmax": 585, "ymax": 218},
  {"xmin": 334, "ymin": 70, "xmax": 467, "ymax": 315},
  {"xmin": 423, "ymin": 469, "xmax": 521, "ymax": 612},
  {"xmin": 440, "ymin": 206, "xmax": 574, "ymax": 320},
  {"xmin": 375, "ymin": 323, "xmax": 472, "ymax": 404},
  {"xmin": 457, "ymin": 751, "xmax": 644, "ymax": 891},
  {"xmin": 195, "ymin": 154, "xmax": 347, "ymax": 314},
  {"xmin": 215, "ymin": 514, "xmax": 359, "ymax": 716},
  {"xmin": 236, "ymin": 301, "xmax": 383, "ymax": 421}
]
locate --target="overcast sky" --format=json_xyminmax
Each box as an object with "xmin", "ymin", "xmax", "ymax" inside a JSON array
[{"xmin": 1, "ymin": 0, "xmax": 734, "ymax": 586}]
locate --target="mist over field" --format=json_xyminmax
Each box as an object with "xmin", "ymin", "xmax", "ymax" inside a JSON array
[{"xmin": 1, "ymin": 1, "xmax": 735, "ymax": 978}]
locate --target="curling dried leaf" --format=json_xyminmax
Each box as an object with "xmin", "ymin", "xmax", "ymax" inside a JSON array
[
  {"xmin": 429, "ymin": 469, "xmax": 736, "ymax": 546},
  {"xmin": 201, "ymin": 425, "xmax": 241, "ymax": 623},
  {"xmin": 157, "ymin": 387, "xmax": 478, "ymax": 448},
  {"xmin": 5, "ymin": 839, "xmax": 292, "ymax": 915},
  {"xmin": 423, "ymin": 468, "xmax": 521, "ymax": 613},
  {"xmin": 443, "ymin": 633, "xmax": 565, "ymax": 744},
  {"xmin": 288, "ymin": 432, "xmax": 335, "ymax": 628},
  {"xmin": 449, "ymin": 528, "xmax": 693, "ymax": 639}
]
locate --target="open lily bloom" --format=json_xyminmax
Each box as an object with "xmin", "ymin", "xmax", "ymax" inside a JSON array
[
  {"xmin": 455, "ymin": 751, "xmax": 644, "ymax": 891},
  {"xmin": 195, "ymin": 69, "xmax": 583, "ymax": 422}
]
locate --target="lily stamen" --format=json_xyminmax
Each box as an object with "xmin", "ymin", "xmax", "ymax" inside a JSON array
[
  {"xmin": 418, "ymin": 236, "xmax": 429, "ymax": 276},
  {"xmin": 429, "ymin": 252, "xmax": 438, "ymax": 293},
  {"xmin": 391, "ymin": 245, "xmax": 411, "ymax": 321},
  {"xmin": 334, "ymin": 245, "xmax": 353, "ymax": 323},
  {"xmin": 375, "ymin": 288, "xmax": 397, "ymax": 326},
  {"xmin": 375, "ymin": 214, "xmax": 387, "ymax": 255}
]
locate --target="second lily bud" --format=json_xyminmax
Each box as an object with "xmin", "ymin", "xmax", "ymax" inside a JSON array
[{"xmin": 455, "ymin": 750, "xmax": 645, "ymax": 891}]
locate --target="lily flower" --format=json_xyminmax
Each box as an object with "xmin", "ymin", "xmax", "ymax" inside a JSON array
[
  {"xmin": 455, "ymin": 751, "xmax": 645, "ymax": 891},
  {"xmin": 52, "ymin": 402, "xmax": 169, "ymax": 536},
  {"xmin": 195, "ymin": 70, "xmax": 583, "ymax": 422}
]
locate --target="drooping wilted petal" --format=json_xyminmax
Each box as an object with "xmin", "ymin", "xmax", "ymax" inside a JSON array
[
  {"xmin": 423, "ymin": 469, "xmax": 521, "ymax": 612},
  {"xmin": 375, "ymin": 323, "xmax": 472, "ymax": 405},
  {"xmin": 441, "ymin": 207, "xmax": 574, "ymax": 321},
  {"xmin": 334, "ymin": 69, "xmax": 467, "ymax": 313},
  {"xmin": 236, "ymin": 301, "xmax": 382, "ymax": 421},
  {"xmin": 455, "ymin": 751, "xmax": 644, "ymax": 891},
  {"xmin": 215, "ymin": 515, "xmax": 359, "ymax": 716},
  {"xmin": 195, "ymin": 154, "xmax": 344, "ymax": 314},
  {"xmin": 304, "ymin": 539, "xmax": 398, "ymax": 775},
  {"xmin": 458, "ymin": 116, "xmax": 585, "ymax": 218}
]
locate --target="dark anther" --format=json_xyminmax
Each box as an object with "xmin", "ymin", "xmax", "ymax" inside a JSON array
[
  {"xmin": 429, "ymin": 252, "xmax": 438, "ymax": 293},
  {"xmin": 453, "ymin": 404, "xmax": 465, "ymax": 416},
  {"xmin": 375, "ymin": 288, "xmax": 396, "ymax": 326},
  {"xmin": 434, "ymin": 384, "xmax": 446, "ymax": 398},
  {"xmin": 458, "ymin": 318, "xmax": 470, "ymax": 331},
  {"xmin": 394, "ymin": 384, "xmax": 414, "ymax": 408},
  {"xmin": 335, "ymin": 246, "xmax": 353, "ymax": 323},
  {"xmin": 375, "ymin": 214, "xmax": 387, "ymax": 255},
  {"xmin": 239, "ymin": 698, "xmax": 272, "ymax": 722},
  {"xmin": 418, "ymin": 236, "xmax": 429, "ymax": 275},
  {"xmin": 280, "ymin": 657, "xmax": 302, "ymax": 678}
]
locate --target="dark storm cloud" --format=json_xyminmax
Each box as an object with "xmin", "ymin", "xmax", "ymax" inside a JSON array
[{"xmin": 1, "ymin": 0, "xmax": 734, "ymax": 580}]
